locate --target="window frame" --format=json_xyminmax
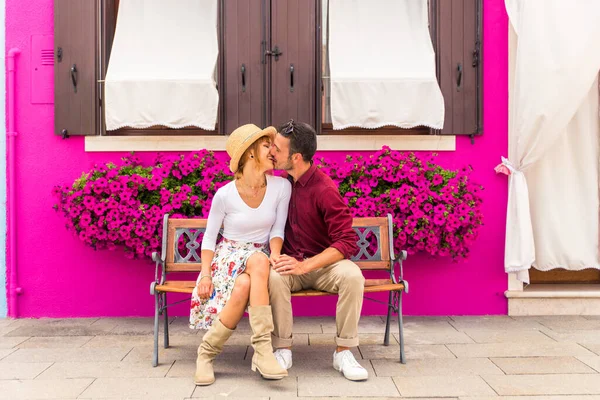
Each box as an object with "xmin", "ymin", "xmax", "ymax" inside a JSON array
[{"xmin": 86, "ymin": 0, "xmax": 481, "ymax": 140}]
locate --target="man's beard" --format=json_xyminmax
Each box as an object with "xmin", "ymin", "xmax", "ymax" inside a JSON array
[{"xmin": 273, "ymin": 157, "xmax": 293, "ymax": 171}]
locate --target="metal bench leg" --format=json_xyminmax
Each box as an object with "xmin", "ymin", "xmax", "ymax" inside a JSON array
[
  {"xmin": 163, "ymin": 292, "xmax": 169, "ymax": 349},
  {"xmin": 397, "ymin": 290, "xmax": 406, "ymax": 364},
  {"xmin": 383, "ymin": 291, "xmax": 393, "ymax": 346},
  {"xmin": 153, "ymin": 292, "xmax": 160, "ymax": 367}
]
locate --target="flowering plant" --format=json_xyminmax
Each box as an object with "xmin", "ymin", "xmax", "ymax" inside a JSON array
[
  {"xmin": 317, "ymin": 147, "xmax": 484, "ymax": 260},
  {"xmin": 54, "ymin": 147, "xmax": 482, "ymax": 262},
  {"xmin": 53, "ymin": 151, "xmax": 232, "ymax": 259}
]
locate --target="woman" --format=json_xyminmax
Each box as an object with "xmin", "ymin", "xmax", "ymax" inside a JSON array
[{"xmin": 190, "ymin": 124, "xmax": 291, "ymax": 385}]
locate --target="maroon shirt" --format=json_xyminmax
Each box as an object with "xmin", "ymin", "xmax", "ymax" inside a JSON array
[{"xmin": 283, "ymin": 163, "xmax": 358, "ymax": 261}]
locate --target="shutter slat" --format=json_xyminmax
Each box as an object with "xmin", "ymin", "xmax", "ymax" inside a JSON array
[{"xmin": 54, "ymin": 0, "xmax": 98, "ymax": 136}]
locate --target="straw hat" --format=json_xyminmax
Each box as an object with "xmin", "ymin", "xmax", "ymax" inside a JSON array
[{"xmin": 226, "ymin": 124, "xmax": 276, "ymax": 173}]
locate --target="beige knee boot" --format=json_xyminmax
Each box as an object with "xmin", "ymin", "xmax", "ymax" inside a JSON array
[
  {"xmin": 194, "ymin": 319, "xmax": 234, "ymax": 386},
  {"xmin": 249, "ymin": 305, "xmax": 288, "ymax": 380}
]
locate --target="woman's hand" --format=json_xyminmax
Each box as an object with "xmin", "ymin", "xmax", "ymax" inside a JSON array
[
  {"xmin": 197, "ymin": 275, "xmax": 214, "ymax": 299},
  {"xmin": 269, "ymin": 253, "xmax": 281, "ymax": 268}
]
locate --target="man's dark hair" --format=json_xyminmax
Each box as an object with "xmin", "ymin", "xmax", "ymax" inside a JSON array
[{"xmin": 277, "ymin": 120, "xmax": 317, "ymax": 162}]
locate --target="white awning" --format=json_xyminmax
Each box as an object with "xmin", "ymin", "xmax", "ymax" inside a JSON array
[
  {"xmin": 328, "ymin": 0, "xmax": 444, "ymax": 130},
  {"xmin": 105, "ymin": 0, "xmax": 219, "ymax": 131}
]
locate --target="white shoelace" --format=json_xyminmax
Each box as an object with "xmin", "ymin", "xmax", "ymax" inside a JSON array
[{"xmin": 339, "ymin": 351, "xmax": 362, "ymax": 369}]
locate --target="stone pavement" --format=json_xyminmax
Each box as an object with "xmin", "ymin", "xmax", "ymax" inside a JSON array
[{"xmin": 0, "ymin": 315, "xmax": 600, "ymax": 399}]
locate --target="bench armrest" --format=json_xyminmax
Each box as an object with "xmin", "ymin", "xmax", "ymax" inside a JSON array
[
  {"xmin": 391, "ymin": 250, "xmax": 408, "ymax": 293},
  {"xmin": 152, "ymin": 251, "xmax": 165, "ymax": 285}
]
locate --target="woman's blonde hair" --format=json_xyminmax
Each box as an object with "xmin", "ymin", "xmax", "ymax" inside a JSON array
[{"xmin": 234, "ymin": 136, "xmax": 271, "ymax": 179}]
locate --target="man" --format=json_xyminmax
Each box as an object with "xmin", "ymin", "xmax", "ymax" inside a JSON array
[{"xmin": 268, "ymin": 120, "xmax": 368, "ymax": 381}]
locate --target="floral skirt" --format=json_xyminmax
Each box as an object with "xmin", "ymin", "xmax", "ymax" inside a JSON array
[{"xmin": 189, "ymin": 237, "xmax": 269, "ymax": 330}]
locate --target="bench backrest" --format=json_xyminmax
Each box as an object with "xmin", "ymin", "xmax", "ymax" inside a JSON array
[{"xmin": 161, "ymin": 214, "xmax": 395, "ymax": 273}]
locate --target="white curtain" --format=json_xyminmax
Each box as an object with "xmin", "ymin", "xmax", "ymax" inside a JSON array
[
  {"xmin": 502, "ymin": 0, "xmax": 600, "ymax": 283},
  {"xmin": 105, "ymin": 0, "xmax": 219, "ymax": 131},
  {"xmin": 328, "ymin": 0, "xmax": 444, "ymax": 130}
]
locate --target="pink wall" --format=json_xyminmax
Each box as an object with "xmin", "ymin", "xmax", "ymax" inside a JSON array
[{"xmin": 6, "ymin": 0, "xmax": 508, "ymax": 318}]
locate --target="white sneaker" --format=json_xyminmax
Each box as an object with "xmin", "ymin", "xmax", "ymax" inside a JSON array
[
  {"xmin": 274, "ymin": 348, "xmax": 293, "ymax": 370},
  {"xmin": 333, "ymin": 350, "xmax": 368, "ymax": 381}
]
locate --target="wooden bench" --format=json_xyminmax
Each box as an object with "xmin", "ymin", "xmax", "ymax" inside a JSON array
[{"xmin": 150, "ymin": 213, "xmax": 409, "ymax": 367}]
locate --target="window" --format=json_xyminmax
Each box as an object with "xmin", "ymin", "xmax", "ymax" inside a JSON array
[{"xmin": 54, "ymin": 0, "xmax": 482, "ymax": 140}]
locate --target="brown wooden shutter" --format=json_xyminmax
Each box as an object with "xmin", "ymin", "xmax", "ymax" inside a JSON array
[
  {"xmin": 54, "ymin": 0, "xmax": 98, "ymax": 137},
  {"xmin": 270, "ymin": 0, "xmax": 317, "ymax": 128},
  {"xmin": 221, "ymin": 0, "xmax": 264, "ymax": 135},
  {"xmin": 432, "ymin": 0, "xmax": 482, "ymax": 137}
]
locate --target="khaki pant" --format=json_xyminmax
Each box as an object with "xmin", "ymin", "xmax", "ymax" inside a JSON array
[{"xmin": 268, "ymin": 260, "xmax": 365, "ymax": 348}]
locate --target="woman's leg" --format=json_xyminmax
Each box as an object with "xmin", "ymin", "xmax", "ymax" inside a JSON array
[
  {"xmin": 218, "ymin": 273, "xmax": 251, "ymax": 329},
  {"xmin": 194, "ymin": 273, "xmax": 250, "ymax": 386},
  {"xmin": 244, "ymin": 253, "xmax": 270, "ymax": 307},
  {"xmin": 244, "ymin": 252, "xmax": 287, "ymax": 379}
]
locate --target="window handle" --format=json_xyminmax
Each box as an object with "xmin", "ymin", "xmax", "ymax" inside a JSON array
[
  {"xmin": 290, "ymin": 64, "xmax": 294, "ymax": 93},
  {"xmin": 456, "ymin": 63, "xmax": 462, "ymax": 91},
  {"xmin": 241, "ymin": 64, "xmax": 246, "ymax": 92},
  {"xmin": 70, "ymin": 64, "xmax": 78, "ymax": 93}
]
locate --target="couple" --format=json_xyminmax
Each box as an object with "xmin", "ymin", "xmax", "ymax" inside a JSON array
[{"xmin": 190, "ymin": 120, "xmax": 368, "ymax": 385}]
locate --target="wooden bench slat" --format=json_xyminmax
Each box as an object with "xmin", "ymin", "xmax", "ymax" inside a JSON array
[
  {"xmin": 155, "ymin": 279, "xmax": 404, "ymax": 296},
  {"xmin": 165, "ymin": 261, "xmax": 392, "ymax": 273}
]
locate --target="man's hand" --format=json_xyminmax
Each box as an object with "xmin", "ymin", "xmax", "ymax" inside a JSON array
[
  {"xmin": 197, "ymin": 276, "xmax": 214, "ymax": 299},
  {"xmin": 274, "ymin": 255, "xmax": 306, "ymax": 275}
]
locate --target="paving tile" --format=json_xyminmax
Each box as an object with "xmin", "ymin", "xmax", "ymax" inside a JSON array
[
  {"xmin": 449, "ymin": 316, "xmax": 544, "ymax": 331},
  {"xmin": 459, "ymin": 397, "xmax": 600, "ymax": 400},
  {"xmin": 11, "ymin": 318, "xmax": 98, "ymax": 327},
  {"xmin": 321, "ymin": 316, "xmax": 390, "ymax": 334},
  {"xmin": 155, "ymin": 317, "xmax": 204, "ymax": 336},
  {"xmin": 309, "ymin": 333, "xmax": 393, "ymax": 346},
  {"xmin": 102, "ymin": 317, "xmax": 162, "ymax": 335},
  {"xmin": 463, "ymin": 329, "xmax": 555, "ymax": 343},
  {"xmin": 392, "ymin": 375, "xmax": 495, "ymax": 397},
  {"xmin": 192, "ymin": 397, "xmax": 267, "ymax": 400},
  {"xmin": 491, "ymin": 356, "xmax": 596, "ymax": 374},
  {"xmin": 83, "ymin": 334, "xmax": 202, "ymax": 348},
  {"xmin": 5, "ymin": 322, "xmax": 116, "ymax": 337},
  {"xmin": 0, "ymin": 319, "xmax": 18, "ymax": 328},
  {"xmin": 380, "ymin": 316, "xmax": 458, "ymax": 333},
  {"xmin": 274, "ymin": 398, "xmax": 440, "ymax": 400},
  {"xmin": 399, "ymin": 330, "xmax": 473, "ymax": 345},
  {"xmin": 287, "ymin": 356, "xmax": 375, "ymax": 378},
  {"xmin": 123, "ymin": 345, "xmax": 248, "ymax": 364},
  {"xmin": 360, "ymin": 344, "xmax": 455, "ymax": 360},
  {"xmin": 372, "ymin": 357, "xmax": 504, "ymax": 377},
  {"xmin": 0, "ymin": 348, "xmax": 17, "ymax": 361},
  {"xmin": 0, "ymin": 378, "xmax": 93, "ymax": 399},
  {"xmin": 0, "ymin": 326, "xmax": 20, "ymax": 336},
  {"xmin": 584, "ymin": 343, "xmax": 600, "ymax": 356},
  {"xmin": 1, "ymin": 347, "xmax": 130, "ymax": 363},
  {"xmin": 276, "ymin": 398, "xmax": 454, "ymax": 400},
  {"xmin": 578, "ymin": 356, "xmax": 600, "ymax": 373},
  {"xmin": 167, "ymin": 359, "xmax": 249, "ymax": 378},
  {"xmin": 0, "ymin": 362, "xmax": 52, "ymax": 380},
  {"xmin": 447, "ymin": 342, "xmax": 595, "ymax": 358},
  {"xmin": 249, "ymin": 345, "xmax": 361, "ymax": 361},
  {"xmin": 79, "ymin": 377, "xmax": 195, "ymax": 399},
  {"xmin": 483, "ymin": 373, "xmax": 600, "ymax": 395},
  {"xmin": 288, "ymin": 317, "xmax": 329, "ymax": 334},
  {"xmin": 298, "ymin": 376, "xmax": 400, "ymax": 397},
  {"xmin": 189, "ymin": 374, "xmax": 297, "ymax": 397},
  {"xmin": 16, "ymin": 336, "xmax": 93, "ymax": 348},
  {"xmin": 533, "ymin": 316, "xmax": 600, "ymax": 332},
  {"xmin": 544, "ymin": 330, "xmax": 600, "ymax": 345},
  {"xmin": 37, "ymin": 361, "xmax": 173, "ymax": 379},
  {"xmin": 0, "ymin": 336, "xmax": 29, "ymax": 348}
]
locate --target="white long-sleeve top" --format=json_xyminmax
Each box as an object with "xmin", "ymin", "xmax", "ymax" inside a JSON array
[{"xmin": 201, "ymin": 175, "xmax": 292, "ymax": 251}]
